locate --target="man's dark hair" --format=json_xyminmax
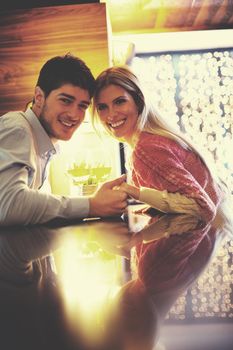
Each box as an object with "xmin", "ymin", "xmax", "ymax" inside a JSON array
[{"xmin": 36, "ymin": 53, "xmax": 96, "ymax": 98}]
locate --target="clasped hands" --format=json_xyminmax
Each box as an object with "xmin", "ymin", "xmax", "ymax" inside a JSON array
[{"xmin": 88, "ymin": 174, "xmax": 140, "ymax": 218}]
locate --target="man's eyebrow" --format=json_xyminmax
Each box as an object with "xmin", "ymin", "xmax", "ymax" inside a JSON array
[
  {"xmin": 80, "ymin": 100, "xmax": 91, "ymax": 106},
  {"xmin": 58, "ymin": 93, "xmax": 90, "ymax": 105},
  {"xmin": 58, "ymin": 93, "xmax": 75, "ymax": 100}
]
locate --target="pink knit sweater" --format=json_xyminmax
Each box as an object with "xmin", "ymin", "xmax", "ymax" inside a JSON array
[{"xmin": 131, "ymin": 132, "xmax": 223, "ymax": 222}]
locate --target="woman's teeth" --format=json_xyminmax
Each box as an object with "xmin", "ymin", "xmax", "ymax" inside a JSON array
[{"xmin": 110, "ymin": 119, "xmax": 125, "ymax": 128}]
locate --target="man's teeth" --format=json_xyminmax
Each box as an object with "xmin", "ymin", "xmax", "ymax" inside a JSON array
[
  {"xmin": 61, "ymin": 120, "xmax": 74, "ymax": 127},
  {"xmin": 110, "ymin": 120, "xmax": 125, "ymax": 128}
]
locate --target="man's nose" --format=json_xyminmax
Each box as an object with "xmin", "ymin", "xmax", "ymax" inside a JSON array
[{"xmin": 68, "ymin": 105, "xmax": 84, "ymax": 120}]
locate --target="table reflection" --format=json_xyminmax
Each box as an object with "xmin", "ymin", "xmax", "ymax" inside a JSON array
[{"xmin": 0, "ymin": 207, "xmax": 231, "ymax": 350}]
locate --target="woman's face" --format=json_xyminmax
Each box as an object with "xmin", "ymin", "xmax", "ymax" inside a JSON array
[{"xmin": 95, "ymin": 84, "xmax": 139, "ymax": 143}]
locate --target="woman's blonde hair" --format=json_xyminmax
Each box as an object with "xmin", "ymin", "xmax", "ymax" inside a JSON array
[
  {"xmin": 92, "ymin": 65, "xmax": 227, "ymax": 190},
  {"xmin": 93, "ymin": 65, "xmax": 192, "ymax": 147}
]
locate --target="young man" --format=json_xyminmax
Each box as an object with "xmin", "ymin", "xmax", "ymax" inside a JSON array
[{"xmin": 0, "ymin": 54, "xmax": 128, "ymax": 225}]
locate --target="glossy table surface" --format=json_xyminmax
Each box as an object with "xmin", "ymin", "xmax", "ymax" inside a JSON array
[{"xmin": 0, "ymin": 205, "xmax": 232, "ymax": 350}]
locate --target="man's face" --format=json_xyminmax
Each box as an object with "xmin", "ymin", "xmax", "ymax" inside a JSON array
[{"xmin": 36, "ymin": 83, "xmax": 91, "ymax": 141}]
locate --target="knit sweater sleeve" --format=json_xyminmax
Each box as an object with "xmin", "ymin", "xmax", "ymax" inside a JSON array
[
  {"xmin": 133, "ymin": 139, "xmax": 217, "ymax": 222},
  {"xmin": 139, "ymin": 187, "xmax": 202, "ymax": 217}
]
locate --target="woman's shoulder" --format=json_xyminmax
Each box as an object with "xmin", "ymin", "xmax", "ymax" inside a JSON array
[
  {"xmin": 133, "ymin": 131, "xmax": 190, "ymax": 167},
  {"xmin": 136, "ymin": 131, "xmax": 181, "ymax": 150}
]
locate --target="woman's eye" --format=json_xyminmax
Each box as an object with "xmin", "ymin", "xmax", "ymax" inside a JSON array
[
  {"xmin": 97, "ymin": 104, "xmax": 107, "ymax": 111},
  {"xmin": 115, "ymin": 98, "xmax": 126, "ymax": 105}
]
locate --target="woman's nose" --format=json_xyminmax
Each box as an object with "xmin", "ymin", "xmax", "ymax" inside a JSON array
[{"xmin": 107, "ymin": 106, "xmax": 117, "ymax": 121}]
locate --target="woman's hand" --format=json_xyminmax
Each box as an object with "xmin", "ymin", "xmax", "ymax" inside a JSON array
[{"xmin": 116, "ymin": 183, "xmax": 140, "ymax": 200}]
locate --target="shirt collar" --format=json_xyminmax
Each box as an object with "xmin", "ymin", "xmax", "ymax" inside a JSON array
[{"xmin": 24, "ymin": 108, "xmax": 58, "ymax": 156}]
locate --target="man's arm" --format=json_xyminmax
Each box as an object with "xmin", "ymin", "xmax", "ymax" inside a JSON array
[
  {"xmin": 0, "ymin": 159, "xmax": 130, "ymax": 227},
  {"xmin": 0, "ymin": 165, "xmax": 90, "ymax": 225},
  {"xmin": 0, "ymin": 120, "xmax": 128, "ymax": 225},
  {"xmin": 0, "ymin": 165, "xmax": 128, "ymax": 226}
]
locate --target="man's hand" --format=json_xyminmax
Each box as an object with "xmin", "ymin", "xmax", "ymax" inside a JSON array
[{"xmin": 89, "ymin": 175, "xmax": 128, "ymax": 217}]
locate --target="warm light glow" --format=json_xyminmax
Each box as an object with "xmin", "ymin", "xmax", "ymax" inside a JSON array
[
  {"xmin": 50, "ymin": 113, "xmax": 122, "ymax": 196},
  {"xmin": 55, "ymin": 233, "xmax": 122, "ymax": 344}
]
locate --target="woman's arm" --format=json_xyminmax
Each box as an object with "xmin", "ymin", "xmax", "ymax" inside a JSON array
[
  {"xmin": 119, "ymin": 183, "xmax": 202, "ymax": 218},
  {"xmin": 132, "ymin": 138, "xmax": 219, "ymax": 222}
]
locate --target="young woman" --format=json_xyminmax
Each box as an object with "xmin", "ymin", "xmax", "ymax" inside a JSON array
[{"xmin": 92, "ymin": 65, "xmax": 230, "ymax": 223}]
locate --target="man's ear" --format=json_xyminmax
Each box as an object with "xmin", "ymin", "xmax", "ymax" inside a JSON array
[{"xmin": 34, "ymin": 86, "xmax": 45, "ymax": 108}]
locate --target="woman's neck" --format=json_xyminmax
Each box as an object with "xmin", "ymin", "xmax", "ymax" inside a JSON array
[{"xmin": 124, "ymin": 131, "xmax": 140, "ymax": 148}]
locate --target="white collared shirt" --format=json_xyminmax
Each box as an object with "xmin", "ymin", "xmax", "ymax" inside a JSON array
[{"xmin": 0, "ymin": 109, "xmax": 89, "ymax": 225}]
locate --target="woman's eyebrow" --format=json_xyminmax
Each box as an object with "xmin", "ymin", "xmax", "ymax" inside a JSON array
[{"xmin": 113, "ymin": 95, "xmax": 126, "ymax": 102}]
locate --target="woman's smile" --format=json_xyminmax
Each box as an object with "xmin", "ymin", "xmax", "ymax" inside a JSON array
[
  {"xmin": 108, "ymin": 118, "xmax": 127, "ymax": 129},
  {"xmin": 96, "ymin": 84, "xmax": 139, "ymax": 143}
]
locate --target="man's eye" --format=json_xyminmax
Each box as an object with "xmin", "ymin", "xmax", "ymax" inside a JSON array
[
  {"xmin": 60, "ymin": 98, "xmax": 71, "ymax": 104},
  {"xmin": 79, "ymin": 104, "xmax": 89, "ymax": 111}
]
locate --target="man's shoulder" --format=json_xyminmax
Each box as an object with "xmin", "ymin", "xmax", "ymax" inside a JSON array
[
  {"xmin": 0, "ymin": 111, "xmax": 34, "ymax": 144},
  {"xmin": 0, "ymin": 111, "xmax": 31, "ymax": 131},
  {"xmin": 1, "ymin": 110, "xmax": 26, "ymax": 122}
]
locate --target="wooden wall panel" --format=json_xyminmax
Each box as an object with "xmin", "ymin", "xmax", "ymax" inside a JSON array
[{"xmin": 0, "ymin": 3, "xmax": 109, "ymax": 115}]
